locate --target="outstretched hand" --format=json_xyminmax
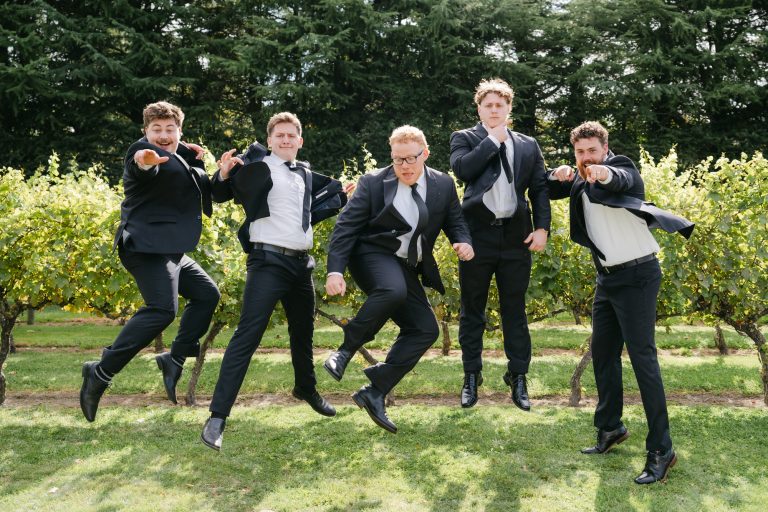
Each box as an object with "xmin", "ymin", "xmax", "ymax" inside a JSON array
[{"xmin": 134, "ymin": 149, "xmax": 169, "ymax": 167}]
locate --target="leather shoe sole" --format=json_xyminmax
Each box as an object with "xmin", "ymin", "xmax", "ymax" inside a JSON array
[{"xmin": 352, "ymin": 391, "xmax": 397, "ymax": 434}]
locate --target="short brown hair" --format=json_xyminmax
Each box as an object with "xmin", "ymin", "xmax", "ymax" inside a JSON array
[
  {"xmin": 142, "ymin": 101, "xmax": 184, "ymax": 129},
  {"xmin": 474, "ymin": 78, "xmax": 514, "ymax": 106},
  {"xmin": 267, "ymin": 112, "xmax": 302, "ymax": 136},
  {"xmin": 570, "ymin": 121, "xmax": 609, "ymax": 146},
  {"xmin": 389, "ymin": 125, "xmax": 428, "ymax": 148}
]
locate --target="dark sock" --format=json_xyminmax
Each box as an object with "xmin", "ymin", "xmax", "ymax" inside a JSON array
[{"xmin": 211, "ymin": 412, "xmax": 227, "ymax": 421}]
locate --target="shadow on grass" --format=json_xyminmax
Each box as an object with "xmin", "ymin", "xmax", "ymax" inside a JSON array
[{"xmin": 1, "ymin": 404, "xmax": 766, "ymax": 511}]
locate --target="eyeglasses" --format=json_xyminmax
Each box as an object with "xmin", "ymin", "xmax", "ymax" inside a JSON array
[{"xmin": 392, "ymin": 149, "xmax": 424, "ymax": 166}]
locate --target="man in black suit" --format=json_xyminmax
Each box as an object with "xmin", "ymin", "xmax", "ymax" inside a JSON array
[
  {"xmin": 324, "ymin": 125, "xmax": 474, "ymax": 433},
  {"xmin": 80, "ymin": 101, "xmax": 220, "ymax": 421},
  {"xmin": 548, "ymin": 121, "xmax": 694, "ymax": 484},
  {"xmin": 201, "ymin": 112, "xmax": 348, "ymax": 451},
  {"xmin": 450, "ymin": 78, "xmax": 551, "ymax": 410}
]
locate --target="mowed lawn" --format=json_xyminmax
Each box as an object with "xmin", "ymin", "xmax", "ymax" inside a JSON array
[
  {"xmin": 1, "ymin": 405, "xmax": 766, "ymax": 511},
  {"xmin": 2, "ymin": 309, "xmax": 767, "ymax": 511}
]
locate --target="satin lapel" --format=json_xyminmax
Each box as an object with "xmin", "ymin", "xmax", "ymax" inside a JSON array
[
  {"xmin": 425, "ymin": 167, "xmax": 439, "ymax": 214},
  {"xmin": 382, "ymin": 166, "xmax": 408, "ymax": 226}
]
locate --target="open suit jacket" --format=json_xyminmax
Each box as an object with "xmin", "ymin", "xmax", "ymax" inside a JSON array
[
  {"xmin": 547, "ymin": 153, "xmax": 694, "ymax": 259},
  {"xmin": 450, "ymin": 123, "xmax": 551, "ymax": 232},
  {"xmin": 326, "ymin": 165, "xmax": 472, "ymax": 294},
  {"xmin": 211, "ymin": 142, "xmax": 347, "ymax": 253},
  {"xmin": 113, "ymin": 140, "xmax": 213, "ymax": 253}
]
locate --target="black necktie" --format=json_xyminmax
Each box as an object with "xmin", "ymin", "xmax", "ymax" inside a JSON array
[
  {"xmin": 499, "ymin": 142, "xmax": 513, "ymax": 184},
  {"xmin": 408, "ymin": 183, "xmax": 429, "ymax": 267},
  {"xmin": 285, "ymin": 161, "xmax": 311, "ymax": 232}
]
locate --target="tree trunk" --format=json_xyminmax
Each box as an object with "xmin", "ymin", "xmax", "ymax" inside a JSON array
[
  {"xmin": 9, "ymin": 333, "xmax": 15, "ymax": 354},
  {"xmin": 441, "ymin": 320, "xmax": 451, "ymax": 356},
  {"xmin": 739, "ymin": 322, "xmax": 768, "ymax": 406},
  {"xmin": 27, "ymin": 308, "xmax": 35, "ymax": 325},
  {"xmin": 714, "ymin": 324, "xmax": 729, "ymax": 355},
  {"xmin": 185, "ymin": 321, "xmax": 225, "ymax": 406},
  {"xmin": 569, "ymin": 334, "xmax": 593, "ymax": 407},
  {"xmin": 154, "ymin": 332, "xmax": 164, "ymax": 353},
  {"xmin": 0, "ymin": 315, "xmax": 19, "ymax": 406}
]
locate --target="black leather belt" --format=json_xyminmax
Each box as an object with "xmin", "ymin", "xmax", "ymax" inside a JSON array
[
  {"xmin": 600, "ymin": 253, "xmax": 657, "ymax": 274},
  {"xmin": 490, "ymin": 217, "xmax": 514, "ymax": 226},
  {"xmin": 253, "ymin": 242, "xmax": 308, "ymax": 258}
]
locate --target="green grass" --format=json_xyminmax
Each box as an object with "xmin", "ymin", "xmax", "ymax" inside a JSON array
[
  {"xmin": 1, "ymin": 405, "xmax": 766, "ymax": 511},
  {"xmin": 12, "ymin": 309, "xmax": 758, "ymax": 351},
  {"xmin": 4, "ymin": 350, "xmax": 763, "ymax": 398}
]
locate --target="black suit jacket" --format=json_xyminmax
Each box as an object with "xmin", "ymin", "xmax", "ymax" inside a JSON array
[
  {"xmin": 211, "ymin": 142, "xmax": 347, "ymax": 253},
  {"xmin": 450, "ymin": 123, "xmax": 551, "ymax": 231},
  {"xmin": 113, "ymin": 140, "xmax": 213, "ymax": 253},
  {"xmin": 547, "ymin": 153, "xmax": 694, "ymax": 259},
  {"xmin": 327, "ymin": 165, "xmax": 472, "ymax": 294}
]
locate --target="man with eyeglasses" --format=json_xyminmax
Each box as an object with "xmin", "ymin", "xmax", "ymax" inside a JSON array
[
  {"xmin": 323, "ymin": 125, "xmax": 473, "ymax": 433},
  {"xmin": 450, "ymin": 78, "xmax": 551, "ymax": 410}
]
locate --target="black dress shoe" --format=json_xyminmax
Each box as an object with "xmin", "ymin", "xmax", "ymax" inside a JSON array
[
  {"xmin": 635, "ymin": 448, "xmax": 677, "ymax": 484},
  {"xmin": 352, "ymin": 385, "xmax": 397, "ymax": 433},
  {"xmin": 460, "ymin": 372, "xmax": 483, "ymax": 408},
  {"xmin": 292, "ymin": 388, "xmax": 336, "ymax": 417},
  {"xmin": 155, "ymin": 352, "xmax": 182, "ymax": 404},
  {"xmin": 80, "ymin": 361, "xmax": 109, "ymax": 422},
  {"xmin": 324, "ymin": 348, "xmax": 353, "ymax": 382},
  {"xmin": 503, "ymin": 372, "xmax": 531, "ymax": 411},
  {"xmin": 581, "ymin": 426, "xmax": 630, "ymax": 454},
  {"xmin": 201, "ymin": 417, "xmax": 225, "ymax": 451}
]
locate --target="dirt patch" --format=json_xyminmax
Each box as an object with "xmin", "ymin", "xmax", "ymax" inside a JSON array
[{"xmin": 3, "ymin": 390, "xmax": 764, "ymax": 409}]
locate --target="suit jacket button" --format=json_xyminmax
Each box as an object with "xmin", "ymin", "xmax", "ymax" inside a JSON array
[
  {"xmin": 391, "ymin": 229, "xmax": 397, "ymax": 234},
  {"xmin": 197, "ymin": 215, "xmax": 202, "ymax": 220}
]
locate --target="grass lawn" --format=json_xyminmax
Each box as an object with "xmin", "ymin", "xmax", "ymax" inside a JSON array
[
  {"xmin": 2, "ymin": 309, "xmax": 767, "ymax": 511},
  {"xmin": 1, "ymin": 405, "xmax": 766, "ymax": 511},
  {"xmin": 3, "ymin": 350, "xmax": 764, "ymax": 399}
]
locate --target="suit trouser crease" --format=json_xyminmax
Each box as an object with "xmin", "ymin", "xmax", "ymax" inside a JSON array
[
  {"xmin": 591, "ymin": 260, "xmax": 672, "ymax": 452},
  {"xmin": 100, "ymin": 248, "xmax": 219, "ymax": 374},
  {"xmin": 347, "ymin": 253, "xmax": 439, "ymax": 395},
  {"xmin": 458, "ymin": 218, "xmax": 532, "ymax": 374},
  {"xmin": 209, "ymin": 251, "xmax": 316, "ymax": 417}
]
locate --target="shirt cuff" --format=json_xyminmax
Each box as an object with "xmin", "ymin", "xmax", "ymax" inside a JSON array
[
  {"xmin": 327, "ymin": 272, "xmax": 343, "ymax": 278},
  {"xmin": 137, "ymin": 162, "xmax": 156, "ymax": 171},
  {"xmin": 598, "ymin": 170, "xmax": 613, "ymax": 184},
  {"xmin": 486, "ymin": 135, "xmax": 501, "ymax": 147}
]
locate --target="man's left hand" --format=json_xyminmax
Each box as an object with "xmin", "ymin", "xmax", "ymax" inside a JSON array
[
  {"xmin": 185, "ymin": 142, "xmax": 206, "ymax": 160},
  {"xmin": 453, "ymin": 243, "xmax": 475, "ymax": 261},
  {"xmin": 525, "ymin": 228, "xmax": 548, "ymax": 252}
]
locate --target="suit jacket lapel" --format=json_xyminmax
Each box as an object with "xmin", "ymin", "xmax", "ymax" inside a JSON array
[
  {"xmin": 382, "ymin": 166, "xmax": 409, "ymax": 227},
  {"xmin": 510, "ymin": 131, "xmax": 523, "ymax": 185},
  {"xmin": 425, "ymin": 167, "xmax": 439, "ymax": 213}
]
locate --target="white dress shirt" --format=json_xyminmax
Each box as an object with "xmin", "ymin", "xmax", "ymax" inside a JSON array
[
  {"xmin": 582, "ymin": 193, "xmax": 660, "ymax": 266},
  {"xmin": 481, "ymin": 124, "xmax": 517, "ymax": 219},
  {"xmin": 393, "ymin": 171, "xmax": 428, "ymax": 261},
  {"xmin": 248, "ymin": 154, "xmax": 313, "ymax": 250}
]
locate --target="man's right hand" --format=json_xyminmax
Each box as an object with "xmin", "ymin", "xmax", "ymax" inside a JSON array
[
  {"xmin": 134, "ymin": 149, "xmax": 169, "ymax": 168},
  {"xmin": 325, "ymin": 274, "xmax": 346, "ymax": 296},
  {"xmin": 217, "ymin": 149, "xmax": 244, "ymax": 180},
  {"xmin": 486, "ymin": 123, "xmax": 509, "ymax": 142},
  {"xmin": 552, "ymin": 165, "xmax": 575, "ymax": 182}
]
